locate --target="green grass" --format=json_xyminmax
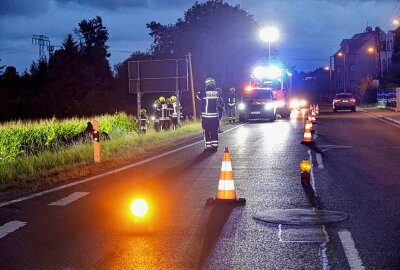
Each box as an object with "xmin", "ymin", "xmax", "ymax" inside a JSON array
[
  {"xmin": 0, "ymin": 112, "xmax": 136, "ymax": 161},
  {"xmin": 0, "ymin": 121, "xmax": 202, "ymax": 193}
]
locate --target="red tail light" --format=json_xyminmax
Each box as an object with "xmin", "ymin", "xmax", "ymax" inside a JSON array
[{"xmin": 350, "ymin": 98, "xmax": 356, "ymax": 102}]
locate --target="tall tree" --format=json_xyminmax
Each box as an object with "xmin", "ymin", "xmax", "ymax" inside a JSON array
[{"xmin": 146, "ymin": 0, "xmax": 263, "ymax": 95}]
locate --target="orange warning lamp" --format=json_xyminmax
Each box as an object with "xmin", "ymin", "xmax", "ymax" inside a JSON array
[
  {"xmin": 130, "ymin": 198, "xmax": 149, "ymax": 218},
  {"xmin": 299, "ymin": 160, "xmax": 312, "ymax": 173},
  {"xmin": 245, "ymin": 85, "xmax": 253, "ymax": 91}
]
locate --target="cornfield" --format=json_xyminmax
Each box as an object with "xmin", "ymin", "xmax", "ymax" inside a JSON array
[{"xmin": 0, "ymin": 112, "xmax": 137, "ymax": 161}]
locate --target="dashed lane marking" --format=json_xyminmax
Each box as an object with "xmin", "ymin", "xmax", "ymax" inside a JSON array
[
  {"xmin": 0, "ymin": 221, "xmax": 27, "ymax": 239},
  {"xmin": 316, "ymin": 153, "xmax": 324, "ymax": 169},
  {"xmin": 0, "ymin": 124, "xmax": 245, "ymax": 208},
  {"xmin": 338, "ymin": 230, "xmax": 365, "ymax": 270},
  {"xmin": 48, "ymin": 192, "xmax": 89, "ymax": 206}
]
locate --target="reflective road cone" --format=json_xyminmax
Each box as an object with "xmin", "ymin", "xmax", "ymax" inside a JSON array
[
  {"xmin": 305, "ymin": 119, "xmax": 314, "ymax": 133},
  {"xmin": 315, "ymin": 104, "xmax": 319, "ymax": 116},
  {"xmin": 207, "ymin": 147, "xmax": 246, "ymax": 205},
  {"xmin": 311, "ymin": 110, "xmax": 317, "ymax": 124},
  {"xmin": 301, "ymin": 127, "xmax": 315, "ymax": 144}
]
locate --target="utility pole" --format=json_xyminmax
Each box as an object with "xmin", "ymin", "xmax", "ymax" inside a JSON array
[
  {"xmin": 375, "ymin": 27, "xmax": 382, "ymax": 80},
  {"xmin": 32, "ymin": 35, "xmax": 53, "ymax": 60},
  {"xmin": 187, "ymin": 53, "xmax": 196, "ymax": 119},
  {"xmin": 329, "ymin": 56, "xmax": 333, "ymax": 98}
]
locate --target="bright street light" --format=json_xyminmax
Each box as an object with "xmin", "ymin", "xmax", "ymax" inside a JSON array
[
  {"xmin": 259, "ymin": 27, "xmax": 280, "ymax": 42},
  {"xmin": 393, "ymin": 19, "xmax": 400, "ymax": 25},
  {"xmin": 259, "ymin": 27, "xmax": 279, "ymax": 63}
]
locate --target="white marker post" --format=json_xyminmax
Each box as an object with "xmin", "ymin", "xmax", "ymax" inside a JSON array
[{"xmin": 93, "ymin": 120, "xmax": 100, "ymax": 163}]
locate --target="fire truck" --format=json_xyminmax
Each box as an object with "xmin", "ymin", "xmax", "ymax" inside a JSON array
[{"xmin": 238, "ymin": 65, "xmax": 290, "ymax": 122}]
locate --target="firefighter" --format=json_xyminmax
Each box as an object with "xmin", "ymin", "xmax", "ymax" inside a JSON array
[
  {"xmin": 216, "ymin": 87, "xmax": 225, "ymax": 133},
  {"xmin": 139, "ymin": 109, "xmax": 149, "ymax": 133},
  {"xmin": 159, "ymin": 96, "xmax": 170, "ymax": 130},
  {"xmin": 227, "ymin": 87, "xmax": 237, "ymax": 123},
  {"xmin": 196, "ymin": 77, "xmax": 222, "ymax": 151},
  {"xmin": 153, "ymin": 99, "xmax": 161, "ymax": 131},
  {"xmin": 169, "ymin": 95, "xmax": 178, "ymax": 130}
]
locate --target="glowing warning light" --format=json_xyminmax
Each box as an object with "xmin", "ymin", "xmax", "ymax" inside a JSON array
[
  {"xmin": 299, "ymin": 160, "xmax": 312, "ymax": 173},
  {"xmin": 130, "ymin": 198, "xmax": 149, "ymax": 218},
  {"xmin": 245, "ymin": 85, "xmax": 253, "ymax": 91}
]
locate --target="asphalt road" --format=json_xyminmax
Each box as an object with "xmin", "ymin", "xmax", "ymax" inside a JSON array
[{"xmin": 0, "ymin": 105, "xmax": 399, "ymax": 269}]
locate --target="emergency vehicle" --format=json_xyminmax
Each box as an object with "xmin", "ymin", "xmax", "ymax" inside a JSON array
[{"xmin": 238, "ymin": 65, "xmax": 290, "ymax": 122}]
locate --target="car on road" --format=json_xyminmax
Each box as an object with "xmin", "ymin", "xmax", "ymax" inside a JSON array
[
  {"xmin": 238, "ymin": 88, "xmax": 276, "ymax": 122},
  {"xmin": 332, "ymin": 93, "xmax": 356, "ymax": 112}
]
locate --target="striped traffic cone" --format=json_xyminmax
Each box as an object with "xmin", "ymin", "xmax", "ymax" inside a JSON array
[
  {"xmin": 315, "ymin": 104, "xmax": 319, "ymax": 116},
  {"xmin": 311, "ymin": 110, "xmax": 317, "ymax": 124},
  {"xmin": 301, "ymin": 127, "xmax": 315, "ymax": 144},
  {"xmin": 207, "ymin": 147, "xmax": 246, "ymax": 205},
  {"xmin": 305, "ymin": 119, "xmax": 314, "ymax": 133}
]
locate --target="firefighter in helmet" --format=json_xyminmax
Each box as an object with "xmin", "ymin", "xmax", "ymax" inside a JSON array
[
  {"xmin": 169, "ymin": 95, "xmax": 178, "ymax": 130},
  {"xmin": 139, "ymin": 108, "xmax": 149, "ymax": 133},
  {"xmin": 196, "ymin": 77, "xmax": 223, "ymax": 151},
  {"xmin": 153, "ymin": 99, "xmax": 161, "ymax": 131},
  {"xmin": 227, "ymin": 87, "xmax": 237, "ymax": 123},
  {"xmin": 159, "ymin": 96, "xmax": 170, "ymax": 130}
]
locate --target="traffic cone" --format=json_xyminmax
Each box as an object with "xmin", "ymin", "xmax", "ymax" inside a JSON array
[
  {"xmin": 311, "ymin": 110, "xmax": 317, "ymax": 124},
  {"xmin": 207, "ymin": 147, "xmax": 246, "ymax": 205},
  {"xmin": 301, "ymin": 127, "xmax": 315, "ymax": 144},
  {"xmin": 315, "ymin": 104, "xmax": 319, "ymax": 116},
  {"xmin": 305, "ymin": 119, "xmax": 314, "ymax": 133}
]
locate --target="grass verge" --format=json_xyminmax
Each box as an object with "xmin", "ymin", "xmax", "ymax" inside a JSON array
[{"xmin": 0, "ymin": 121, "xmax": 203, "ymax": 196}]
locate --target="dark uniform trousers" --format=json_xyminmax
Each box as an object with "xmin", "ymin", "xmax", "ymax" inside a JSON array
[{"xmin": 202, "ymin": 116, "xmax": 219, "ymax": 149}]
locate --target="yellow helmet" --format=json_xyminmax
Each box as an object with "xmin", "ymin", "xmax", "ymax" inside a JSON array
[
  {"xmin": 159, "ymin": 96, "xmax": 165, "ymax": 102},
  {"xmin": 170, "ymin": 95, "xmax": 177, "ymax": 102}
]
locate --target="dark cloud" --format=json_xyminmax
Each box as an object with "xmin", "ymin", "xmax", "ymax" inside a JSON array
[
  {"xmin": 0, "ymin": 0, "xmax": 49, "ymax": 17},
  {"xmin": 54, "ymin": 0, "xmax": 189, "ymax": 10}
]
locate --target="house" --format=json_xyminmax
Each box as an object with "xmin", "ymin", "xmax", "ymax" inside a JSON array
[{"xmin": 333, "ymin": 26, "xmax": 394, "ymax": 93}]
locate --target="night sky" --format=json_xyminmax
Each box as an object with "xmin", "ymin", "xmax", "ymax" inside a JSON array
[{"xmin": 0, "ymin": 0, "xmax": 398, "ymax": 73}]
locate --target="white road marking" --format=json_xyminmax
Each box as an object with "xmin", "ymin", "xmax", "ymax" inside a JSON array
[
  {"xmin": 308, "ymin": 150, "xmax": 317, "ymax": 192},
  {"xmin": 0, "ymin": 124, "xmax": 245, "ymax": 208},
  {"xmin": 48, "ymin": 192, "xmax": 89, "ymax": 206},
  {"xmin": 316, "ymin": 153, "xmax": 324, "ymax": 169},
  {"xmin": 0, "ymin": 221, "xmax": 27, "ymax": 239},
  {"xmin": 338, "ymin": 230, "xmax": 365, "ymax": 270},
  {"xmin": 360, "ymin": 111, "xmax": 400, "ymax": 128}
]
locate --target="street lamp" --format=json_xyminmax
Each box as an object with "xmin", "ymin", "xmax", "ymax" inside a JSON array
[
  {"xmin": 338, "ymin": 52, "xmax": 346, "ymax": 93},
  {"xmin": 259, "ymin": 27, "xmax": 279, "ymax": 63},
  {"xmin": 393, "ymin": 19, "xmax": 400, "ymax": 25},
  {"xmin": 367, "ymin": 46, "xmax": 378, "ymax": 78}
]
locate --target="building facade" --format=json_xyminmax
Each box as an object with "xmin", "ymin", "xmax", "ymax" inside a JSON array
[{"xmin": 333, "ymin": 26, "xmax": 394, "ymax": 94}]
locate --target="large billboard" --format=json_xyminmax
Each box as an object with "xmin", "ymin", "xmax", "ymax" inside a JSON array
[{"xmin": 128, "ymin": 59, "xmax": 188, "ymax": 93}]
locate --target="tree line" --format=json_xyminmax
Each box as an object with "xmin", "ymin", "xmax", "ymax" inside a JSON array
[{"xmin": 1, "ymin": 1, "xmax": 265, "ymax": 121}]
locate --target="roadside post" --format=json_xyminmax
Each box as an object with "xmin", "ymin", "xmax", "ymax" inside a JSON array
[{"xmin": 93, "ymin": 120, "xmax": 100, "ymax": 163}]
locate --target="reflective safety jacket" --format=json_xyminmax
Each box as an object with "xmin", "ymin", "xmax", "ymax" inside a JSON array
[
  {"xmin": 228, "ymin": 92, "xmax": 237, "ymax": 107},
  {"xmin": 196, "ymin": 87, "xmax": 222, "ymax": 119}
]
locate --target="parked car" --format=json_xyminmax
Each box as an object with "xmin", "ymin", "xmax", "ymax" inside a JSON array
[{"xmin": 332, "ymin": 93, "xmax": 356, "ymax": 112}]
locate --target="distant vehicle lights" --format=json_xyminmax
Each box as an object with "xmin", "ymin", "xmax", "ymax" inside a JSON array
[
  {"xmin": 290, "ymin": 99, "xmax": 307, "ymax": 109},
  {"xmin": 239, "ymin": 103, "xmax": 246, "ymax": 110}
]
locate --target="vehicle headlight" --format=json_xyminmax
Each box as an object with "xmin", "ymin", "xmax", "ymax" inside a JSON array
[
  {"xmin": 265, "ymin": 102, "xmax": 274, "ymax": 110},
  {"xmin": 300, "ymin": 100, "xmax": 307, "ymax": 107},
  {"xmin": 239, "ymin": 103, "xmax": 246, "ymax": 110},
  {"xmin": 290, "ymin": 100, "xmax": 300, "ymax": 109},
  {"xmin": 150, "ymin": 116, "xmax": 155, "ymax": 121},
  {"xmin": 274, "ymin": 100, "xmax": 285, "ymax": 108}
]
